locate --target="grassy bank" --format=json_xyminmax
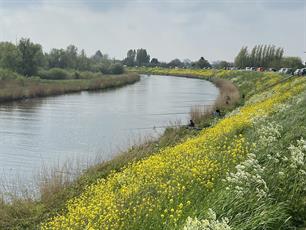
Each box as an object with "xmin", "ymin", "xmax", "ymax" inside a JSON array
[
  {"xmin": 1, "ymin": 69, "xmax": 306, "ymax": 229},
  {"xmin": 0, "ymin": 70, "xmax": 238, "ymax": 229},
  {"xmin": 0, "ymin": 69, "xmax": 140, "ymax": 103},
  {"xmin": 42, "ymin": 69, "xmax": 306, "ymax": 229}
]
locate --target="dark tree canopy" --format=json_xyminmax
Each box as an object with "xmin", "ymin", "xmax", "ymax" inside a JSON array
[
  {"xmin": 123, "ymin": 49, "xmax": 136, "ymax": 67},
  {"xmin": 136, "ymin": 49, "xmax": 150, "ymax": 66},
  {"xmin": 18, "ymin": 38, "xmax": 45, "ymax": 76},
  {"xmin": 212, "ymin": 60, "xmax": 232, "ymax": 69},
  {"xmin": 168, "ymin": 59, "xmax": 183, "ymax": 68},
  {"xmin": 193, "ymin": 57, "xmax": 211, "ymax": 69},
  {"xmin": 150, "ymin": 58, "xmax": 159, "ymax": 65},
  {"xmin": 92, "ymin": 50, "xmax": 103, "ymax": 62}
]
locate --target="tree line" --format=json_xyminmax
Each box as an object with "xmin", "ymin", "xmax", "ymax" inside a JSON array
[
  {"xmin": 1, "ymin": 38, "xmax": 304, "ymax": 79},
  {"xmin": 0, "ymin": 39, "xmax": 213, "ymax": 79},
  {"xmin": 234, "ymin": 45, "xmax": 304, "ymax": 69},
  {"xmin": 124, "ymin": 45, "xmax": 304, "ymax": 70},
  {"xmin": 0, "ymin": 38, "xmax": 124, "ymax": 77},
  {"xmin": 123, "ymin": 48, "xmax": 211, "ymax": 69}
]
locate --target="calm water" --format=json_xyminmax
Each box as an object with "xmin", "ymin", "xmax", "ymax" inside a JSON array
[{"xmin": 0, "ymin": 75, "xmax": 218, "ymax": 189}]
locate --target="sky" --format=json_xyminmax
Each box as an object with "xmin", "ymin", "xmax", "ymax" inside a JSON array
[{"xmin": 0, "ymin": 0, "xmax": 305, "ymax": 63}]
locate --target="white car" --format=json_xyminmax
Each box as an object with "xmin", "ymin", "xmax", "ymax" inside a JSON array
[
  {"xmin": 294, "ymin": 69, "xmax": 301, "ymax": 75},
  {"xmin": 298, "ymin": 68, "xmax": 306, "ymax": 76},
  {"xmin": 245, "ymin": 67, "xmax": 256, "ymax": 71},
  {"xmin": 278, "ymin": 68, "xmax": 286, "ymax": 73},
  {"xmin": 279, "ymin": 68, "xmax": 292, "ymax": 74}
]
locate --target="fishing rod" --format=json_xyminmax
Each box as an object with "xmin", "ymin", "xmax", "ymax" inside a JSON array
[{"xmin": 124, "ymin": 124, "xmax": 184, "ymax": 131}]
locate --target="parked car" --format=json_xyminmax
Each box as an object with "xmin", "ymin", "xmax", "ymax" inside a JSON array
[
  {"xmin": 279, "ymin": 68, "xmax": 293, "ymax": 74},
  {"xmin": 286, "ymin": 68, "xmax": 293, "ymax": 74},
  {"xmin": 256, "ymin": 67, "xmax": 264, "ymax": 72},
  {"xmin": 246, "ymin": 67, "xmax": 256, "ymax": 71},
  {"xmin": 268, "ymin": 68, "xmax": 277, "ymax": 72},
  {"xmin": 294, "ymin": 69, "xmax": 301, "ymax": 75},
  {"xmin": 278, "ymin": 68, "xmax": 285, "ymax": 73},
  {"xmin": 299, "ymin": 68, "xmax": 306, "ymax": 76}
]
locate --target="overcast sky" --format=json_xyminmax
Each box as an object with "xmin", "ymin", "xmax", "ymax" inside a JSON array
[{"xmin": 0, "ymin": 0, "xmax": 305, "ymax": 62}]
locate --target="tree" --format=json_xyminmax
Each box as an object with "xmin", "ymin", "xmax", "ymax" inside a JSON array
[
  {"xmin": 109, "ymin": 63, "xmax": 124, "ymax": 74},
  {"xmin": 64, "ymin": 45, "xmax": 78, "ymax": 69},
  {"xmin": 150, "ymin": 58, "xmax": 159, "ymax": 66},
  {"xmin": 0, "ymin": 42, "xmax": 21, "ymax": 72},
  {"xmin": 17, "ymin": 38, "xmax": 44, "ymax": 76},
  {"xmin": 168, "ymin": 59, "xmax": 183, "ymax": 68},
  {"xmin": 136, "ymin": 49, "xmax": 150, "ymax": 66},
  {"xmin": 77, "ymin": 49, "xmax": 91, "ymax": 71},
  {"xmin": 92, "ymin": 50, "xmax": 103, "ymax": 63},
  {"xmin": 47, "ymin": 45, "xmax": 93, "ymax": 70},
  {"xmin": 47, "ymin": 48, "xmax": 66, "ymax": 68},
  {"xmin": 212, "ymin": 60, "xmax": 232, "ymax": 69},
  {"xmin": 234, "ymin": 46, "xmax": 249, "ymax": 68},
  {"xmin": 281, "ymin": 57, "xmax": 303, "ymax": 69},
  {"xmin": 183, "ymin": 59, "xmax": 192, "ymax": 68},
  {"xmin": 123, "ymin": 49, "xmax": 136, "ymax": 66},
  {"xmin": 193, "ymin": 57, "xmax": 211, "ymax": 69}
]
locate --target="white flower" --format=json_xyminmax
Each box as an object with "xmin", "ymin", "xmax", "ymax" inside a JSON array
[
  {"xmin": 224, "ymin": 153, "xmax": 268, "ymax": 198},
  {"xmin": 278, "ymin": 171, "xmax": 285, "ymax": 177},
  {"xmin": 289, "ymin": 137, "xmax": 306, "ymax": 169},
  {"xmin": 183, "ymin": 209, "xmax": 231, "ymax": 230}
]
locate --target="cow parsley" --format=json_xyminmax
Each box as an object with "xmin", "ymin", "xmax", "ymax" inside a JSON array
[{"xmin": 183, "ymin": 209, "xmax": 231, "ymax": 230}]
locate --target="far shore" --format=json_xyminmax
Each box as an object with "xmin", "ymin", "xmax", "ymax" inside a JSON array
[{"xmin": 0, "ymin": 73, "xmax": 140, "ymax": 104}]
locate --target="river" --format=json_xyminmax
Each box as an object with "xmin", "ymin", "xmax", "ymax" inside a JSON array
[{"xmin": 0, "ymin": 74, "xmax": 219, "ymax": 191}]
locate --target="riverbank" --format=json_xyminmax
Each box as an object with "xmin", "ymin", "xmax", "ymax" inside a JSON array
[
  {"xmin": 1, "ymin": 69, "xmax": 306, "ymax": 229},
  {"xmin": 0, "ymin": 73, "xmax": 140, "ymax": 103}
]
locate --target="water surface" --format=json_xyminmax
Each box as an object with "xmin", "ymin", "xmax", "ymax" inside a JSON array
[{"xmin": 0, "ymin": 75, "xmax": 219, "ymax": 188}]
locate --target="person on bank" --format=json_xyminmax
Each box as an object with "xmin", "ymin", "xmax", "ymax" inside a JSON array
[
  {"xmin": 213, "ymin": 109, "xmax": 221, "ymax": 117},
  {"xmin": 188, "ymin": 119, "xmax": 195, "ymax": 128}
]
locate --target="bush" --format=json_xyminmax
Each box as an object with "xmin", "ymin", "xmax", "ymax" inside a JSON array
[
  {"xmin": 0, "ymin": 68, "xmax": 22, "ymax": 80},
  {"xmin": 98, "ymin": 63, "xmax": 110, "ymax": 74},
  {"xmin": 97, "ymin": 63, "xmax": 124, "ymax": 75},
  {"xmin": 109, "ymin": 63, "xmax": 124, "ymax": 74},
  {"xmin": 78, "ymin": 71, "xmax": 101, "ymax": 79},
  {"xmin": 38, "ymin": 68, "xmax": 70, "ymax": 80}
]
